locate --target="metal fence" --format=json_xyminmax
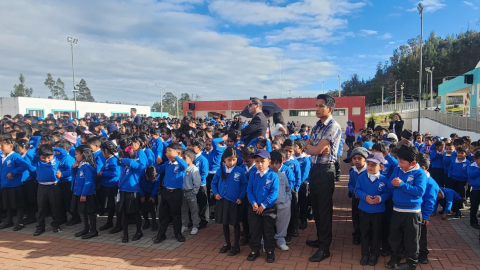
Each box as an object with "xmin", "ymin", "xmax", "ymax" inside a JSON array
[
  {"xmin": 402, "ymin": 110, "xmax": 480, "ymax": 133},
  {"xmin": 366, "ymin": 100, "xmax": 439, "ymax": 114}
]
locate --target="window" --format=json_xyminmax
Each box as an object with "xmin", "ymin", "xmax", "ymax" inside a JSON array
[
  {"xmin": 27, "ymin": 110, "xmax": 44, "ymax": 118},
  {"xmin": 290, "ymin": 110, "xmax": 315, "ymax": 117},
  {"xmin": 85, "ymin": 112, "xmax": 105, "ymax": 118},
  {"xmin": 231, "ymin": 111, "xmax": 242, "ymax": 119},
  {"xmin": 333, "ymin": 109, "xmax": 346, "ymax": 116},
  {"xmin": 112, "ymin": 113, "xmax": 128, "ymax": 117},
  {"xmin": 52, "ymin": 110, "xmax": 77, "ymax": 119},
  {"xmin": 352, "ymin": 107, "xmax": 360, "ymax": 115},
  {"xmin": 187, "ymin": 111, "xmax": 193, "ymax": 117}
]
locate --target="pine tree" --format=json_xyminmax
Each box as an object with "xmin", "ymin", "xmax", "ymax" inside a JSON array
[
  {"xmin": 76, "ymin": 79, "xmax": 95, "ymax": 102},
  {"xmin": 11, "ymin": 74, "xmax": 33, "ymax": 97},
  {"xmin": 44, "ymin": 74, "xmax": 69, "ymax": 100}
]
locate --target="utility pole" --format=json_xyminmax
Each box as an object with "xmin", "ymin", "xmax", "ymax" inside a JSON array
[
  {"xmin": 280, "ymin": 56, "xmax": 283, "ymax": 98},
  {"xmin": 322, "ymin": 81, "xmax": 325, "ymax": 94},
  {"xmin": 67, "ymin": 37, "xmax": 79, "ymax": 117},
  {"xmin": 400, "ymin": 83, "xmax": 404, "ymax": 112},
  {"xmin": 395, "ymin": 80, "xmax": 398, "ymax": 111},
  {"xmin": 338, "ymin": 75, "xmax": 341, "ymax": 97},
  {"xmin": 382, "ymin": 86, "xmax": 384, "ymax": 113},
  {"xmin": 417, "ymin": 2, "xmax": 424, "ymax": 132},
  {"xmin": 155, "ymin": 84, "xmax": 166, "ymax": 117}
]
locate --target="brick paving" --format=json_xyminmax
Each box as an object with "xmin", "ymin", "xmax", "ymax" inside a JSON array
[{"xmin": 1, "ymin": 161, "xmax": 480, "ymax": 269}]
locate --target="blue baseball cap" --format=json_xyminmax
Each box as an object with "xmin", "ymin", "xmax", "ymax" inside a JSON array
[{"xmin": 254, "ymin": 149, "xmax": 270, "ymax": 159}]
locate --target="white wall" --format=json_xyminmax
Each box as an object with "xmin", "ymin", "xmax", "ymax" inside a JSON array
[
  {"xmin": 411, "ymin": 118, "xmax": 480, "ymax": 141},
  {"xmin": 0, "ymin": 97, "xmax": 150, "ymax": 119}
]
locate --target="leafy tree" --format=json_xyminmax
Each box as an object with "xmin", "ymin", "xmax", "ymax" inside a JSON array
[
  {"xmin": 75, "ymin": 79, "xmax": 95, "ymax": 102},
  {"xmin": 44, "ymin": 73, "xmax": 68, "ymax": 100},
  {"xmin": 11, "ymin": 74, "xmax": 33, "ymax": 97}
]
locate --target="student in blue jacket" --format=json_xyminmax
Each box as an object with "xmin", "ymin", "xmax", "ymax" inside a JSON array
[
  {"xmin": 435, "ymin": 187, "xmax": 463, "ymax": 219},
  {"xmin": 154, "ymin": 143, "xmax": 188, "ymax": 244},
  {"xmin": 0, "ymin": 138, "xmax": 29, "ymax": 231},
  {"xmin": 448, "ymin": 146, "xmax": 470, "ymax": 203},
  {"xmin": 131, "ymin": 136, "xmax": 148, "ymax": 170},
  {"xmin": 17, "ymin": 139, "xmax": 38, "ymax": 225},
  {"xmin": 247, "ymin": 150, "xmax": 279, "ymax": 263},
  {"xmin": 212, "ymin": 147, "xmax": 248, "ymax": 256},
  {"xmin": 443, "ymin": 143, "xmax": 455, "ymax": 189},
  {"xmin": 139, "ymin": 134, "xmax": 155, "ymax": 166},
  {"xmin": 207, "ymin": 134, "xmax": 227, "ymax": 206},
  {"xmin": 70, "ymin": 145, "xmax": 98, "ymax": 240},
  {"xmin": 294, "ymin": 139, "xmax": 312, "ymax": 230},
  {"xmin": 467, "ymin": 151, "xmax": 480, "ymax": 229},
  {"xmin": 417, "ymin": 153, "xmax": 440, "ymax": 265},
  {"xmin": 87, "ymin": 137, "xmax": 105, "ymax": 174},
  {"xmin": 429, "ymin": 141, "xmax": 445, "ymax": 187},
  {"xmin": 149, "ymin": 127, "xmax": 164, "ymax": 165},
  {"xmin": 239, "ymin": 146, "xmax": 257, "ymax": 246},
  {"xmin": 191, "ymin": 138, "xmax": 210, "ymax": 229},
  {"xmin": 98, "ymin": 141, "xmax": 122, "ymax": 233},
  {"xmin": 282, "ymin": 139, "xmax": 302, "ymax": 242},
  {"xmin": 355, "ymin": 153, "xmax": 390, "ymax": 266},
  {"xmin": 140, "ymin": 165, "xmax": 160, "ymax": 231},
  {"xmin": 385, "ymin": 144, "xmax": 426, "ymax": 270}
]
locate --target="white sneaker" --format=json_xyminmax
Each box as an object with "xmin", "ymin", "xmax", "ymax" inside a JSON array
[
  {"xmin": 191, "ymin": 227, "xmax": 198, "ymax": 235},
  {"xmin": 278, "ymin": 244, "xmax": 289, "ymax": 251},
  {"xmin": 181, "ymin": 226, "xmax": 188, "ymax": 233}
]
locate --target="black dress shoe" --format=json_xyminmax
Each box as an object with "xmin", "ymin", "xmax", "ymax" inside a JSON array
[
  {"xmin": 99, "ymin": 222, "xmax": 113, "ymax": 231},
  {"xmin": 381, "ymin": 250, "xmax": 391, "ymax": 257},
  {"xmin": 153, "ymin": 234, "xmax": 166, "ymax": 244},
  {"xmin": 353, "ymin": 238, "xmax": 361, "ymax": 245},
  {"xmin": 418, "ymin": 255, "xmax": 429, "ymax": 264},
  {"xmin": 360, "ymin": 255, "xmax": 369, "ymax": 265},
  {"xmin": 239, "ymin": 237, "xmax": 249, "ymax": 246},
  {"xmin": 142, "ymin": 221, "xmax": 150, "ymax": 230},
  {"xmin": 219, "ymin": 244, "xmax": 231, "ymax": 253},
  {"xmin": 65, "ymin": 218, "xmax": 81, "ymax": 226},
  {"xmin": 132, "ymin": 232, "xmax": 143, "ymax": 241},
  {"xmin": 299, "ymin": 220, "xmax": 307, "ymax": 230},
  {"xmin": 266, "ymin": 251, "xmax": 275, "ymax": 263},
  {"xmin": 0, "ymin": 222, "xmax": 14, "ymax": 230},
  {"xmin": 33, "ymin": 227, "xmax": 45, "ymax": 236},
  {"xmin": 293, "ymin": 229, "xmax": 299, "ymax": 237},
  {"xmin": 13, "ymin": 224, "xmax": 24, "ymax": 231},
  {"xmin": 368, "ymin": 255, "xmax": 378, "ymax": 266},
  {"xmin": 23, "ymin": 218, "xmax": 37, "ymax": 225},
  {"xmin": 82, "ymin": 231, "xmax": 99, "ymax": 239},
  {"xmin": 53, "ymin": 226, "xmax": 61, "ymax": 233},
  {"xmin": 395, "ymin": 262, "xmax": 416, "ymax": 270},
  {"xmin": 228, "ymin": 247, "xmax": 240, "ymax": 256},
  {"xmin": 109, "ymin": 226, "xmax": 123, "ymax": 234},
  {"xmin": 306, "ymin": 239, "xmax": 320, "ymax": 248},
  {"xmin": 309, "ymin": 250, "xmax": 330, "ymax": 262},
  {"xmin": 175, "ymin": 234, "xmax": 185, "ymax": 242},
  {"xmin": 75, "ymin": 229, "xmax": 89, "ymax": 237},
  {"xmin": 385, "ymin": 258, "xmax": 398, "ymax": 269},
  {"xmin": 285, "ymin": 236, "xmax": 292, "ymax": 244},
  {"xmin": 122, "ymin": 234, "xmax": 129, "ymax": 243},
  {"xmin": 151, "ymin": 222, "xmax": 158, "ymax": 231},
  {"xmin": 247, "ymin": 251, "xmax": 260, "ymax": 261}
]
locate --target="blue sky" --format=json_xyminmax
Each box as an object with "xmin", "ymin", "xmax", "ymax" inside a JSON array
[{"xmin": 0, "ymin": 0, "xmax": 479, "ymax": 105}]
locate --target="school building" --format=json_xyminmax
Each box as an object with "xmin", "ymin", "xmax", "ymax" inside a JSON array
[
  {"xmin": 0, "ymin": 97, "xmax": 153, "ymax": 119},
  {"xmin": 183, "ymin": 96, "xmax": 366, "ymax": 130}
]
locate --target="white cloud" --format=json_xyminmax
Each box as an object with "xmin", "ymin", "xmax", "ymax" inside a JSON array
[
  {"xmin": 0, "ymin": 0, "xmax": 338, "ymax": 104},
  {"xmin": 359, "ymin": 29, "xmax": 378, "ymax": 36},
  {"xmin": 358, "ymin": 55, "xmax": 366, "ymax": 58},
  {"xmin": 463, "ymin": 1, "xmax": 478, "ymax": 9},
  {"xmin": 407, "ymin": 0, "xmax": 446, "ymax": 13},
  {"xmin": 378, "ymin": 33, "xmax": 393, "ymax": 40}
]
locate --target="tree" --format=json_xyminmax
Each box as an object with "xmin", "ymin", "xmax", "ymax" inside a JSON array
[
  {"xmin": 11, "ymin": 74, "xmax": 33, "ymax": 97},
  {"xmin": 44, "ymin": 74, "xmax": 68, "ymax": 100},
  {"xmin": 75, "ymin": 79, "xmax": 95, "ymax": 102}
]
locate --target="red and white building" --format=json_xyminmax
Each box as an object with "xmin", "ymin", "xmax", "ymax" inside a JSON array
[{"xmin": 183, "ymin": 96, "xmax": 365, "ymax": 130}]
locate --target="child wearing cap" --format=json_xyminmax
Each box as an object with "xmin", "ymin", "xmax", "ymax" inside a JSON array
[
  {"xmin": 300, "ymin": 129, "xmax": 310, "ymax": 141},
  {"xmin": 354, "ymin": 152, "xmax": 390, "ymax": 266},
  {"xmin": 347, "ymin": 147, "xmax": 369, "ymax": 246},
  {"xmin": 247, "ymin": 150, "xmax": 279, "ymax": 263}
]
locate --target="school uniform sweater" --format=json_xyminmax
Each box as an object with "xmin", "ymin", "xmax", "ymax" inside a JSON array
[
  {"xmin": 0, "ymin": 152, "xmax": 29, "ymax": 188},
  {"xmin": 348, "ymin": 164, "xmax": 367, "ymax": 197},
  {"xmin": 468, "ymin": 153, "xmax": 474, "ymax": 163},
  {"xmin": 381, "ymin": 154, "xmax": 398, "ymax": 180},
  {"xmin": 301, "ymin": 134, "xmax": 310, "ymax": 141},
  {"xmin": 354, "ymin": 172, "xmax": 390, "ymax": 213},
  {"xmin": 136, "ymin": 149, "xmax": 148, "ymax": 169},
  {"xmin": 362, "ymin": 141, "xmax": 373, "ymax": 150},
  {"xmin": 20, "ymin": 153, "xmax": 36, "ymax": 182},
  {"xmin": 241, "ymin": 164, "xmax": 257, "ymax": 181},
  {"xmin": 443, "ymin": 153, "xmax": 454, "ymax": 174},
  {"xmin": 157, "ymin": 156, "xmax": 188, "ymax": 189},
  {"xmin": 449, "ymin": 158, "xmax": 470, "ymax": 181},
  {"xmin": 33, "ymin": 147, "xmax": 67, "ymax": 184},
  {"xmin": 194, "ymin": 153, "xmax": 209, "ymax": 185},
  {"xmin": 414, "ymin": 142, "xmax": 425, "ymax": 152},
  {"xmin": 420, "ymin": 144, "xmax": 432, "ymax": 154},
  {"xmin": 279, "ymin": 164, "xmax": 296, "ymax": 191},
  {"xmin": 435, "ymin": 187, "xmax": 462, "ymax": 213},
  {"xmin": 211, "ymin": 165, "xmax": 248, "ymax": 203},
  {"xmin": 139, "ymin": 171, "xmax": 160, "ymax": 199},
  {"xmin": 387, "ymin": 164, "xmax": 427, "ymax": 212},
  {"xmin": 289, "ymin": 134, "xmax": 301, "ymax": 140},
  {"xmin": 93, "ymin": 150, "xmax": 106, "ymax": 174},
  {"xmin": 467, "ymin": 162, "xmax": 480, "ymax": 191},
  {"xmin": 118, "ymin": 158, "xmax": 144, "ymax": 197},
  {"xmin": 294, "ymin": 153, "xmax": 311, "ymax": 183},
  {"xmin": 421, "ymin": 175, "xmax": 440, "ymax": 221},
  {"xmin": 71, "ymin": 163, "xmax": 96, "ymax": 196},
  {"xmin": 247, "ymin": 137, "xmax": 272, "ymax": 152},
  {"xmin": 283, "ymin": 157, "xmax": 302, "ymax": 191},
  {"xmin": 247, "ymin": 168, "xmax": 280, "ymax": 209},
  {"xmin": 100, "ymin": 156, "xmax": 121, "ymax": 187},
  {"xmin": 207, "ymin": 138, "xmax": 226, "ymax": 173},
  {"xmin": 57, "ymin": 152, "xmax": 76, "ymax": 184},
  {"xmin": 151, "ymin": 137, "xmax": 164, "ymax": 161},
  {"xmin": 144, "ymin": 148, "xmax": 155, "ymax": 166},
  {"xmin": 430, "ymin": 150, "xmax": 444, "ymax": 169}
]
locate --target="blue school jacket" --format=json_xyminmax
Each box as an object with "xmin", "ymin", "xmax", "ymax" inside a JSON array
[
  {"xmin": 69, "ymin": 145, "xmax": 76, "ymax": 158},
  {"xmin": 157, "ymin": 156, "xmax": 188, "ymax": 189},
  {"xmin": 420, "ymin": 144, "xmax": 432, "ymax": 154},
  {"xmin": 289, "ymin": 134, "xmax": 301, "ymax": 140},
  {"xmin": 57, "ymin": 151, "xmax": 76, "ymax": 184},
  {"xmin": 430, "ymin": 150, "xmax": 444, "ymax": 169},
  {"xmin": 241, "ymin": 164, "xmax": 257, "ymax": 181},
  {"xmin": 194, "ymin": 154, "xmax": 209, "ymax": 186},
  {"xmin": 136, "ymin": 149, "xmax": 148, "ymax": 170},
  {"xmin": 93, "ymin": 150, "xmax": 106, "ymax": 174},
  {"xmin": 414, "ymin": 142, "xmax": 425, "ymax": 152},
  {"xmin": 100, "ymin": 156, "xmax": 121, "ymax": 187},
  {"xmin": 283, "ymin": 158, "xmax": 302, "ymax": 191},
  {"xmin": 20, "ymin": 154, "xmax": 36, "ymax": 182},
  {"xmin": 435, "ymin": 187, "xmax": 462, "ymax": 213},
  {"xmin": 468, "ymin": 162, "xmax": 480, "ymax": 191},
  {"xmin": 387, "ymin": 165, "xmax": 427, "ymax": 211},
  {"xmin": 354, "ymin": 172, "xmax": 390, "ymax": 213},
  {"xmin": 279, "ymin": 164, "xmax": 296, "ymax": 191},
  {"xmin": 139, "ymin": 170, "xmax": 160, "ymax": 198},
  {"xmin": 449, "ymin": 158, "xmax": 470, "ymax": 181},
  {"xmin": 247, "ymin": 137, "xmax": 272, "ymax": 152},
  {"xmin": 468, "ymin": 153, "xmax": 474, "ymax": 163},
  {"xmin": 301, "ymin": 134, "xmax": 310, "ymax": 141},
  {"xmin": 118, "ymin": 158, "xmax": 144, "ymax": 197},
  {"xmin": 144, "ymin": 148, "xmax": 155, "ymax": 166},
  {"xmin": 443, "ymin": 153, "xmax": 454, "ymax": 173},
  {"xmin": 295, "ymin": 154, "xmax": 311, "ymax": 183},
  {"xmin": 71, "ymin": 163, "xmax": 96, "ymax": 196},
  {"xmin": 348, "ymin": 165, "xmax": 367, "ymax": 197},
  {"xmin": 247, "ymin": 169, "xmax": 279, "ymax": 209},
  {"xmin": 33, "ymin": 147, "xmax": 67, "ymax": 184},
  {"xmin": 0, "ymin": 152, "xmax": 29, "ymax": 188},
  {"xmin": 421, "ymin": 175, "xmax": 439, "ymax": 221},
  {"xmin": 362, "ymin": 141, "xmax": 373, "ymax": 150},
  {"xmin": 207, "ymin": 138, "xmax": 226, "ymax": 173},
  {"xmin": 211, "ymin": 165, "xmax": 248, "ymax": 203},
  {"xmin": 151, "ymin": 137, "xmax": 164, "ymax": 162},
  {"xmin": 356, "ymin": 135, "xmax": 363, "ymax": 142},
  {"xmin": 381, "ymin": 154, "xmax": 398, "ymax": 180}
]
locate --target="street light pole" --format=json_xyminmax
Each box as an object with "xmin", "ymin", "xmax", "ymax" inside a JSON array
[
  {"xmin": 155, "ymin": 84, "xmax": 166, "ymax": 117},
  {"xmin": 280, "ymin": 56, "xmax": 283, "ymax": 98},
  {"xmin": 382, "ymin": 86, "xmax": 384, "ymax": 113},
  {"xmin": 400, "ymin": 83, "xmax": 404, "ymax": 112},
  {"xmin": 67, "ymin": 37, "xmax": 78, "ymax": 118},
  {"xmin": 395, "ymin": 80, "xmax": 398, "ymax": 111},
  {"xmin": 338, "ymin": 75, "xmax": 341, "ymax": 97},
  {"xmin": 417, "ymin": 2, "xmax": 424, "ymax": 132},
  {"xmin": 426, "ymin": 67, "xmax": 435, "ymax": 108},
  {"xmin": 322, "ymin": 81, "xmax": 325, "ymax": 94}
]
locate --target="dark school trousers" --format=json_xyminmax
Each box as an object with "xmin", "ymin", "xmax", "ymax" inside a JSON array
[
  {"xmin": 429, "ymin": 167, "xmax": 445, "ymax": 188},
  {"xmin": 298, "ymin": 180, "xmax": 311, "ymax": 222},
  {"xmin": 58, "ymin": 182, "xmax": 80, "ymax": 221},
  {"xmin": 206, "ymin": 174, "xmax": 215, "ymax": 204},
  {"xmin": 452, "ymin": 180, "xmax": 467, "ymax": 201},
  {"xmin": 351, "ymin": 197, "xmax": 361, "ymax": 240},
  {"xmin": 157, "ymin": 188, "xmax": 183, "ymax": 237},
  {"xmin": 439, "ymin": 198, "xmax": 463, "ymax": 213},
  {"xmin": 197, "ymin": 185, "xmax": 209, "ymax": 226},
  {"xmin": 470, "ymin": 190, "xmax": 480, "ymax": 225},
  {"xmin": 419, "ymin": 223, "xmax": 429, "ymax": 257},
  {"xmin": 287, "ymin": 190, "xmax": 299, "ymax": 237},
  {"xmin": 359, "ymin": 210, "xmax": 382, "ymax": 256},
  {"xmin": 309, "ymin": 163, "xmax": 335, "ymax": 251},
  {"xmin": 248, "ymin": 205, "xmax": 277, "ymax": 253},
  {"xmin": 37, "ymin": 184, "xmax": 61, "ymax": 229},
  {"xmin": 388, "ymin": 211, "xmax": 422, "ymax": 264},
  {"xmin": 381, "ymin": 198, "xmax": 394, "ymax": 252}
]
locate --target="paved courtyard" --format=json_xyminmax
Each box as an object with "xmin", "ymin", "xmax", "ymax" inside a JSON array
[{"xmin": 1, "ymin": 166, "xmax": 480, "ymax": 269}]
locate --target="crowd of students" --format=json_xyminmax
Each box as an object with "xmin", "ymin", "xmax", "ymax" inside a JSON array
[
  {"xmin": 0, "ymin": 112, "xmax": 318, "ymax": 264},
  {"xmin": 348, "ymin": 124, "xmax": 480, "ymax": 269}
]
